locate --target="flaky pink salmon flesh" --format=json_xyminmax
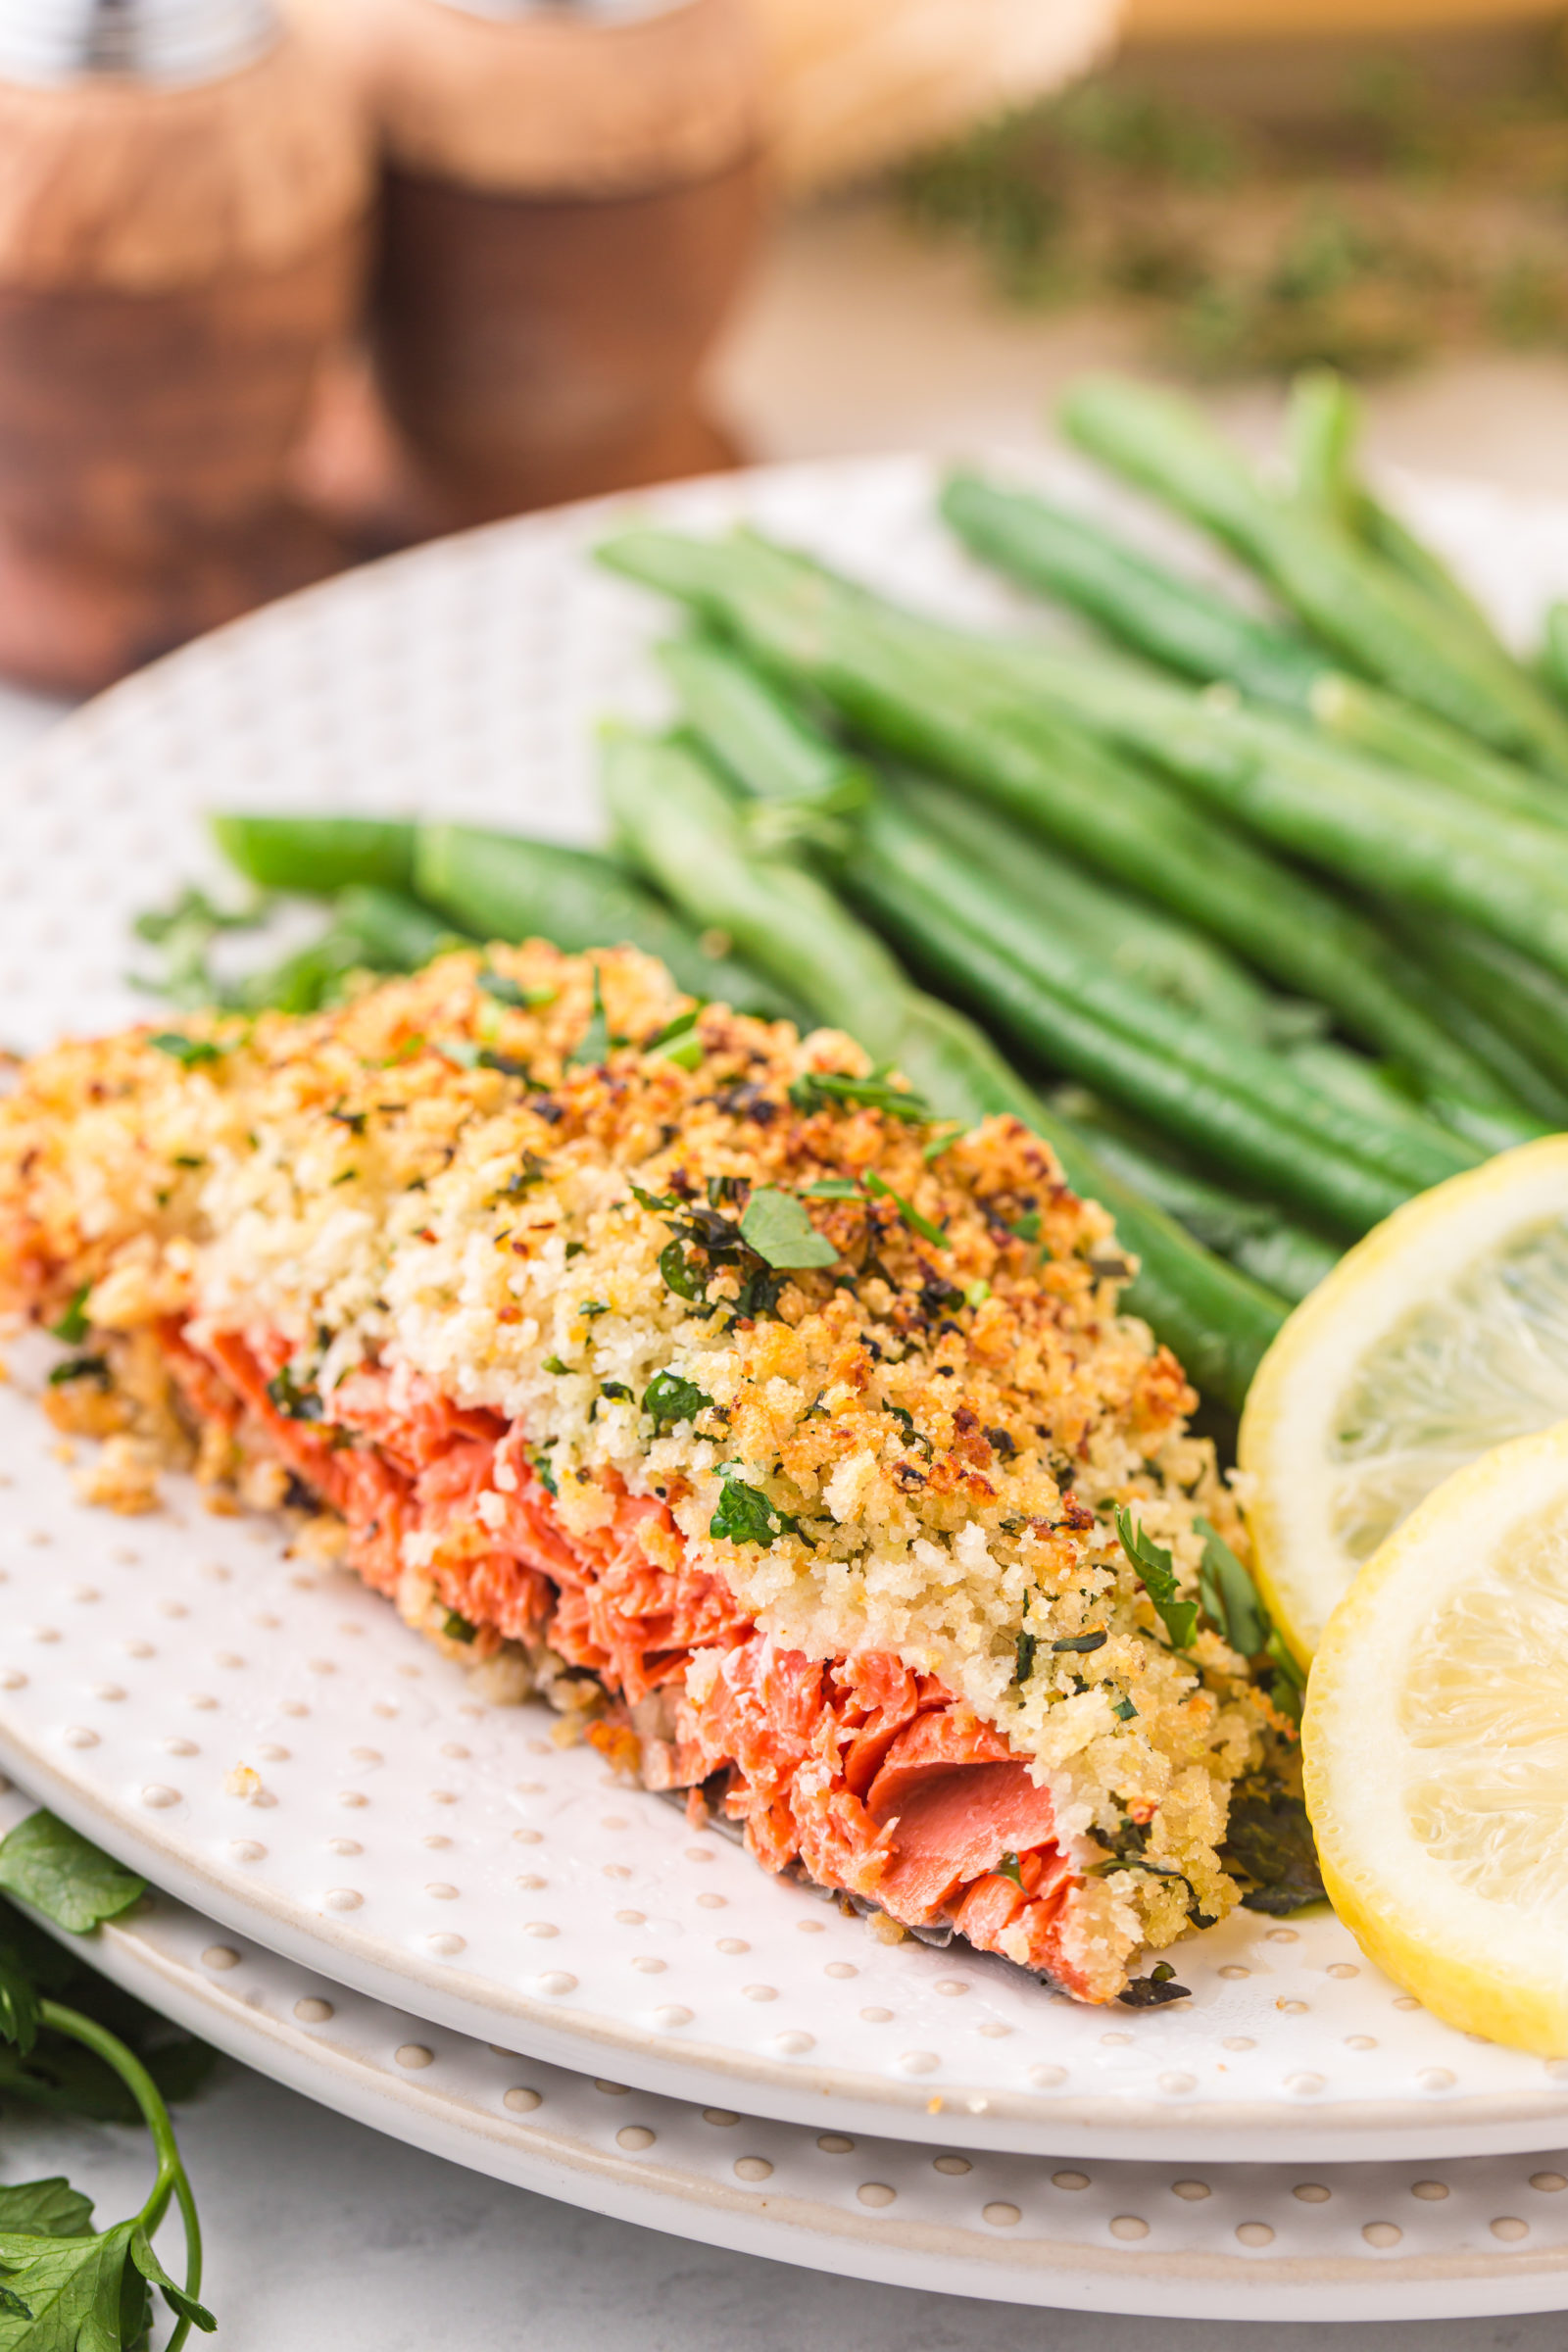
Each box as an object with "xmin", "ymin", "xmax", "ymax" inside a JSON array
[{"xmin": 171, "ymin": 1321, "xmax": 1098, "ymax": 1997}]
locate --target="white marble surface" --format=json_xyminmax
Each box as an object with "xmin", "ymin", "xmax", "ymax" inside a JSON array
[{"xmin": 10, "ymin": 203, "xmax": 1568, "ymax": 2343}]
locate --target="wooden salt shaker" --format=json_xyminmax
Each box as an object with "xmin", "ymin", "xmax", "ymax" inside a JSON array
[
  {"xmin": 0, "ymin": 0, "xmax": 371, "ymax": 694},
  {"xmin": 300, "ymin": 0, "xmax": 764, "ymax": 530}
]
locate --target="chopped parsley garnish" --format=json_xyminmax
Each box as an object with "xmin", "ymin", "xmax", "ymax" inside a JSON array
[
  {"xmin": 710, "ymin": 1467, "xmax": 800, "ymax": 1546},
  {"xmin": 787, "ymin": 1067, "xmax": 930, "ymax": 1123},
  {"xmin": 1114, "ymin": 1506, "xmax": 1198, "ymax": 1649},
  {"xmin": 48, "ymin": 1287, "xmax": 90, "ymax": 1345},
  {"xmin": 47, "ymin": 1354, "xmax": 109, "ymax": 1389},
  {"xmin": 658, "ymin": 1240, "xmax": 709, "ymax": 1304},
  {"xmin": 529, "ymin": 1447, "xmax": 559, "ymax": 1497},
  {"xmin": 1112, "ymin": 1695, "xmax": 1139, "ymax": 1722},
  {"xmin": 266, "ymin": 1364, "xmax": 322, "ymax": 1422},
  {"xmin": 1196, "ymin": 1514, "xmax": 1269, "ymax": 1657},
  {"xmin": 578, "ymin": 1299, "xmax": 609, "ymax": 1320},
  {"xmin": 802, "ymin": 1177, "xmax": 862, "ymax": 1200},
  {"xmin": 1010, "ymin": 1209, "xmax": 1042, "ymax": 1243},
  {"xmin": 863, "ymin": 1170, "xmax": 947, "ymax": 1249},
  {"xmin": 502, "ymin": 1153, "xmax": 547, "ymax": 1198},
  {"xmin": 441, "ymin": 1610, "xmax": 478, "ymax": 1644},
  {"xmin": 1014, "ymin": 1630, "xmax": 1037, "ymax": 1684},
  {"xmin": 567, "ymin": 965, "xmax": 616, "ymax": 1067},
  {"xmin": 886, "ymin": 1402, "xmax": 931, "ymax": 1454},
  {"xmin": 147, "ymin": 1032, "xmax": 221, "ymax": 1067},
  {"xmin": 643, "ymin": 1370, "xmax": 714, "ymax": 1435},
  {"xmin": 1264, "ymin": 1628, "xmax": 1307, "ymax": 1721},
  {"xmin": 479, "ymin": 970, "xmax": 555, "ymax": 1009},
  {"xmin": 646, "ymin": 1008, "xmax": 704, "ymax": 1070},
  {"xmin": 477, "ymin": 1050, "xmax": 533, "ymax": 1081},
  {"xmin": 738, "ymin": 1187, "xmax": 838, "ymax": 1271},
  {"xmin": 994, "ymin": 1851, "xmax": 1025, "ymax": 1887},
  {"xmin": 542, "ymin": 1355, "xmax": 571, "ymax": 1376},
  {"xmin": 1052, "ymin": 1629, "xmax": 1108, "ymax": 1654},
  {"xmin": 1221, "ymin": 1779, "xmax": 1325, "ymax": 1915},
  {"xmin": 1117, "ymin": 1961, "xmax": 1190, "ymax": 2008},
  {"xmin": 631, "ymin": 1184, "xmax": 682, "ymax": 1215},
  {"xmin": 598, "ymin": 1380, "xmax": 633, "ymax": 1402}
]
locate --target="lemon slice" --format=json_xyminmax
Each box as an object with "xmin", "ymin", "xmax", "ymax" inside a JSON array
[
  {"xmin": 1239, "ymin": 1136, "xmax": 1568, "ymax": 1663},
  {"xmin": 1304, "ymin": 1422, "xmax": 1568, "ymax": 2052}
]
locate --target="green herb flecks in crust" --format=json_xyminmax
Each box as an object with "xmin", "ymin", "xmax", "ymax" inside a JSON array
[{"xmin": 1114, "ymin": 1506, "xmax": 1199, "ymax": 1649}]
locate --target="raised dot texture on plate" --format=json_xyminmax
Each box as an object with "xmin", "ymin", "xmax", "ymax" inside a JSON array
[{"xmin": 7, "ymin": 450, "xmax": 1568, "ymax": 2176}]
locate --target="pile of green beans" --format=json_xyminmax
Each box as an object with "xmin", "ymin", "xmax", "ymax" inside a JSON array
[
  {"xmin": 585, "ymin": 375, "xmax": 1568, "ymax": 1395},
  {"xmin": 173, "ymin": 365, "xmax": 1568, "ymax": 1417}
]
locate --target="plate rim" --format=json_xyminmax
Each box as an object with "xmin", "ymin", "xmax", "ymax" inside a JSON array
[
  {"xmin": 8, "ymin": 1780, "xmax": 1568, "ymax": 2324},
  {"xmin": 6, "ymin": 448, "xmax": 1568, "ymax": 2167}
]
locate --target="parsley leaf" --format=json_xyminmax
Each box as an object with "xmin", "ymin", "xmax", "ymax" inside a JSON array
[
  {"xmin": 643, "ymin": 1371, "xmax": 713, "ymax": 1435},
  {"xmin": 863, "ymin": 1170, "xmax": 947, "ymax": 1248},
  {"xmin": 0, "ymin": 1815, "xmax": 145, "ymax": 1936},
  {"xmin": 266, "ymin": 1363, "xmax": 321, "ymax": 1422},
  {"xmin": 710, "ymin": 1467, "xmax": 800, "ymax": 1546},
  {"xmin": 1265, "ymin": 1628, "xmax": 1307, "ymax": 1721},
  {"xmin": 146, "ymin": 1032, "xmax": 221, "ymax": 1068},
  {"xmin": 1114, "ymin": 1507, "xmax": 1199, "ymax": 1648},
  {"xmin": 1052, "ymin": 1629, "xmax": 1108, "ymax": 1654},
  {"xmin": 802, "ymin": 1178, "xmax": 862, "ymax": 1200},
  {"xmin": 994, "ymin": 1851, "xmax": 1024, "ymax": 1887},
  {"xmin": 479, "ymin": 970, "xmax": 554, "ymax": 1009},
  {"xmin": 1221, "ymin": 1780, "xmax": 1326, "ymax": 1915},
  {"xmin": 0, "ymin": 1821, "xmax": 216, "ymax": 2347},
  {"xmin": 1117, "ymin": 1962, "xmax": 1191, "ymax": 2008},
  {"xmin": 0, "ymin": 2181, "xmax": 94, "ymax": 2240},
  {"xmin": 567, "ymin": 965, "xmax": 613, "ymax": 1067},
  {"xmin": 46, "ymin": 1355, "xmax": 108, "ymax": 1389},
  {"xmin": 646, "ymin": 1009, "xmax": 705, "ymax": 1071},
  {"xmin": 541, "ymin": 1355, "xmax": 571, "ymax": 1376},
  {"xmin": 738, "ymin": 1188, "xmax": 838, "ymax": 1271},
  {"xmin": 1196, "ymin": 1514, "xmax": 1269, "ymax": 1657},
  {"xmin": 787, "ymin": 1067, "xmax": 930, "ymax": 1123},
  {"xmin": 658, "ymin": 1240, "xmax": 709, "ymax": 1305},
  {"xmin": 47, "ymin": 1289, "xmax": 90, "ymax": 1347},
  {"xmin": 441, "ymin": 1610, "xmax": 477, "ymax": 1645},
  {"xmin": 1014, "ymin": 1630, "xmax": 1037, "ymax": 1684},
  {"xmin": 631, "ymin": 1184, "xmax": 681, "ymax": 1214}
]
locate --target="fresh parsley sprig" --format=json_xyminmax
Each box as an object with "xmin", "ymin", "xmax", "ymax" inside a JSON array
[{"xmin": 0, "ymin": 1813, "xmax": 216, "ymax": 2350}]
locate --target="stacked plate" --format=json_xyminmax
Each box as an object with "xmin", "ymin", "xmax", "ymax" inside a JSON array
[{"xmin": 4, "ymin": 455, "xmax": 1568, "ymax": 2320}]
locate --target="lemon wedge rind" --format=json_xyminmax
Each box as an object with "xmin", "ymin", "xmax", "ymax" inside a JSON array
[
  {"xmin": 1240, "ymin": 1134, "xmax": 1568, "ymax": 1666},
  {"xmin": 1303, "ymin": 1421, "xmax": 1568, "ymax": 2056}
]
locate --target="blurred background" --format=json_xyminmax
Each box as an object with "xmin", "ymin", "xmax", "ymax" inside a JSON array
[{"xmin": 3, "ymin": 0, "xmax": 1568, "ymax": 704}]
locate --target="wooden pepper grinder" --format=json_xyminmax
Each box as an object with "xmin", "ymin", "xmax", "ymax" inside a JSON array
[
  {"xmin": 0, "ymin": 0, "xmax": 371, "ymax": 694},
  {"xmin": 299, "ymin": 0, "xmax": 764, "ymax": 533}
]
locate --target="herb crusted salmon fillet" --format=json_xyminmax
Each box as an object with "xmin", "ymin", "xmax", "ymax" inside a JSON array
[{"xmin": 0, "ymin": 940, "xmax": 1284, "ymax": 2004}]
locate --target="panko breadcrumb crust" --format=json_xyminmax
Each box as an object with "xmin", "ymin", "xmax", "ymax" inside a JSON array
[{"xmin": 0, "ymin": 942, "xmax": 1284, "ymax": 2000}]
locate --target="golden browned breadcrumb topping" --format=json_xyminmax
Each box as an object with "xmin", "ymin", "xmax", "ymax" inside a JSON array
[{"xmin": 0, "ymin": 942, "xmax": 1279, "ymax": 1979}]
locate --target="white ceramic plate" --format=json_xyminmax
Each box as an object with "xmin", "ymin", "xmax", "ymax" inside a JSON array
[
  {"xmin": 5, "ymin": 1784, "xmax": 1568, "ymax": 2323},
  {"xmin": 4, "ymin": 452, "xmax": 1568, "ymax": 2164}
]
